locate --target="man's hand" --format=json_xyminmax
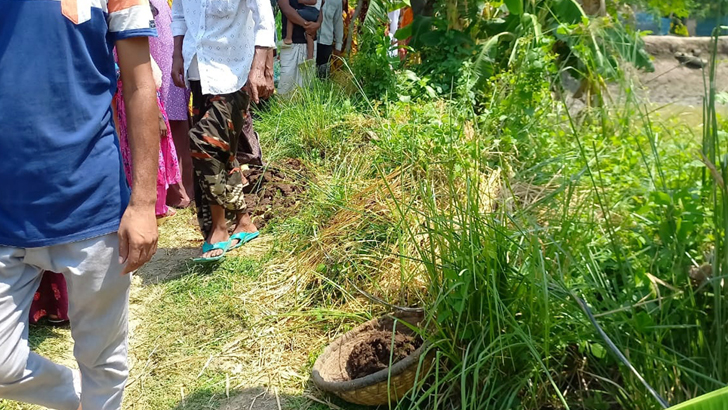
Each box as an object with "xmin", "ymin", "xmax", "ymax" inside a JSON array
[
  {"xmin": 244, "ymin": 47, "xmax": 274, "ymax": 103},
  {"xmin": 158, "ymin": 112, "xmax": 168, "ymax": 138},
  {"xmin": 172, "ymin": 53, "xmax": 185, "ymax": 88},
  {"xmin": 305, "ymin": 21, "xmax": 321, "ymax": 37},
  {"xmin": 244, "ymin": 67, "xmax": 270, "ymax": 104},
  {"xmin": 118, "ymin": 203, "xmax": 158, "ymax": 274}
]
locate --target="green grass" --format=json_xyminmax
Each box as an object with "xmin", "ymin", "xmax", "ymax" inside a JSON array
[{"xmin": 5, "ymin": 29, "xmax": 728, "ymax": 410}]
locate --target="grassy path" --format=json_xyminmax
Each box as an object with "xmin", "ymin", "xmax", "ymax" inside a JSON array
[{"xmin": 1, "ymin": 207, "xmax": 359, "ymax": 410}]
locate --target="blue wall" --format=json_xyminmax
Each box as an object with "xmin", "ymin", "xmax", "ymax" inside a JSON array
[
  {"xmin": 632, "ymin": 12, "xmax": 728, "ymax": 37},
  {"xmin": 633, "ymin": 13, "xmax": 670, "ymax": 35},
  {"xmin": 694, "ymin": 17, "xmax": 728, "ymax": 36}
]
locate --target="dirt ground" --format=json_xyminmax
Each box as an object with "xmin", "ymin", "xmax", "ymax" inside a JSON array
[
  {"xmin": 216, "ymin": 388, "xmax": 283, "ymax": 410},
  {"xmin": 630, "ymin": 36, "xmax": 728, "ymax": 106}
]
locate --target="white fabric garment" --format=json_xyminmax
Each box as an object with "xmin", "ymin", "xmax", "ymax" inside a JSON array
[
  {"xmin": 151, "ymin": 55, "xmax": 163, "ymax": 89},
  {"xmin": 187, "ymin": 54, "xmax": 200, "ymax": 81},
  {"xmin": 279, "ymin": 43, "xmax": 315, "ymax": 95},
  {"xmin": 387, "ymin": 9, "xmax": 400, "ymax": 58},
  {"xmin": 171, "ymin": 0, "xmax": 276, "ymax": 95}
]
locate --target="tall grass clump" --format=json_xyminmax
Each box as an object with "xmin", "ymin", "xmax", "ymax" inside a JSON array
[
  {"xmin": 370, "ymin": 27, "xmax": 728, "ymax": 410},
  {"xmin": 256, "ymin": 79, "xmax": 363, "ymax": 162},
  {"xmin": 699, "ymin": 27, "xmax": 728, "ymax": 386},
  {"xmin": 253, "ymin": 13, "xmax": 727, "ymax": 409}
]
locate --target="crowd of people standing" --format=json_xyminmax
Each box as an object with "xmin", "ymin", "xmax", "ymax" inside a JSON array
[
  {"xmin": 0, "ymin": 0, "xmax": 400, "ymax": 408},
  {"xmin": 26, "ymin": 0, "xmax": 351, "ymax": 328}
]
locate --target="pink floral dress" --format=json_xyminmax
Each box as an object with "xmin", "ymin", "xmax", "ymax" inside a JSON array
[{"xmin": 114, "ymin": 57, "xmax": 182, "ymax": 217}]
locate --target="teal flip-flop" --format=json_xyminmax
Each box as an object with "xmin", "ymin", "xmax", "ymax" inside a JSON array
[
  {"xmin": 193, "ymin": 240, "xmax": 231, "ymax": 263},
  {"xmin": 229, "ymin": 231, "xmax": 260, "ymax": 250}
]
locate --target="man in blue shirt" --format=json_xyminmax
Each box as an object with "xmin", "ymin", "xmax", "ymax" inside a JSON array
[{"xmin": 0, "ymin": 0, "xmax": 160, "ymax": 408}]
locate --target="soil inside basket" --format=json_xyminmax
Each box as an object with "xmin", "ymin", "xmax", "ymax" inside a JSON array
[{"xmin": 345, "ymin": 330, "xmax": 423, "ymax": 380}]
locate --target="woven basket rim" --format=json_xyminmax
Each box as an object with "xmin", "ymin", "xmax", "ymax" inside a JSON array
[{"xmin": 311, "ymin": 312, "xmax": 430, "ymax": 393}]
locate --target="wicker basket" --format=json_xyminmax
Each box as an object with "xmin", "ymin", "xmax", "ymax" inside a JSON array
[{"xmin": 311, "ymin": 311, "xmax": 433, "ymax": 406}]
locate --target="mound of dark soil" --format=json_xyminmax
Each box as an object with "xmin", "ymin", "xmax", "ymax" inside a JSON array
[
  {"xmin": 345, "ymin": 331, "xmax": 422, "ymax": 380},
  {"xmin": 242, "ymin": 158, "xmax": 309, "ymax": 229}
]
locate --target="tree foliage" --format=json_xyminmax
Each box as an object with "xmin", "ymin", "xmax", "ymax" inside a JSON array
[{"xmin": 378, "ymin": 0, "xmax": 652, "ymax": 102}]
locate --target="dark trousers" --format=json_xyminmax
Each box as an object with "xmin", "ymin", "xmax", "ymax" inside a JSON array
[{"xmin": 317, "ymin": 43, "xmax": 334, "ymax": 78}]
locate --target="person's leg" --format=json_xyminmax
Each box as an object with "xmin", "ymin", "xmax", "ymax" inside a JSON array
[
  {"xmin": 203, "ymin": 204, "xmax": 229, "ymax": 258},
  {"xmin": 189, "ymin": 83, "xmax": 251, "ymax": 257},
  {"xmin": 166, "ymin": 119, "xmax": 193, "ymax": 208},
  {"xmin": 0, "ymin": 247, "xmax": 81, "ymax": 410},
  {"xmin": 295, "ymin": 6, "xmax": 319, "ymax": 61},
  {"xmin": 230, "ymin": 211, "xmax": 259, "ymax": 248},
  {"xmin": 316, "ymin": 43, "xmax": 333, "ymax": 78},
  {"xmin": 278, "ymin": 47, "xmax": 297, "ymax": 95},
  {"xmin": 284, "ymin": 19, "xmax": 294, "ymax": 45},
  {"xmin": 305, "ymin": 33, "xmax": 314, "ymax": 60},
  {"xmin": 48, "ymin": 234, "xmax": 129, "ymax": 410}
]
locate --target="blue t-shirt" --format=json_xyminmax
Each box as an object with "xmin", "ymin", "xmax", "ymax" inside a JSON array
[{"xmin": 0, "ymin": 0, "xmax": 157, "ymax": 248}]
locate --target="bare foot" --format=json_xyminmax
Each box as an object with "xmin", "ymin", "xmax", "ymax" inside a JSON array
[
  {"xmin": 156, "ymin": 208, "xmax": 177, "ymax": 219},
  {"xmin": 166, "ymin": 184, "xmax": 191, "ymax": 209},
  {"xmin": 283, "ymin": 38, "xmax": 293, "ymax": 45},
  {"xmin": 229, "ymin": 213, "xmax": 258, "ymax": 248},
  {"xmin": 201, "ymin": 224, "xmax": 230, "ymax": 259}
]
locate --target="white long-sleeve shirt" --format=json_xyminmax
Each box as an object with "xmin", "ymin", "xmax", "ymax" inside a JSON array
[{"xmin": 171, "ymin": 0, "xmax": 276, "ymax": 95}]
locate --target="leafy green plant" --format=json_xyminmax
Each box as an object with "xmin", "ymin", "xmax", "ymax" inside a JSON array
[
  {"xmin": 350, "ymin": 26, "xmax": 400, "ymax": 100},
  {"xmin": 389, "ymin": 0, "xmax": 654, "ymax": 107}
]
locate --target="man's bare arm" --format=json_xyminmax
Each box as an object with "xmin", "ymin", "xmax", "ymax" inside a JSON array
[
  {"xmin": 115, "ymin": 37, "xmax": 159, "ymax": 273},
  {"xmin": 171, "ymin": 0, "xmax": 187, "ymax": 87},
  {"xmin": 172, "ymin": 35, "xmax": 185, "ymax": 87},
  {"xmin": 249, "ymin": 0, "xmax": 275, "ymax": 100}
]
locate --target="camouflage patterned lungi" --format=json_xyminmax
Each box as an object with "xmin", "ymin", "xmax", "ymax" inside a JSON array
[{"xmin": 189, "ymin": 81, "xmax": 261, "ymax": 238}]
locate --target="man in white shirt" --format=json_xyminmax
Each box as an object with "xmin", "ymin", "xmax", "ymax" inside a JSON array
[{"xmin": 171, "ymin": 0, "xmax": 276, "ymax": 261}]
